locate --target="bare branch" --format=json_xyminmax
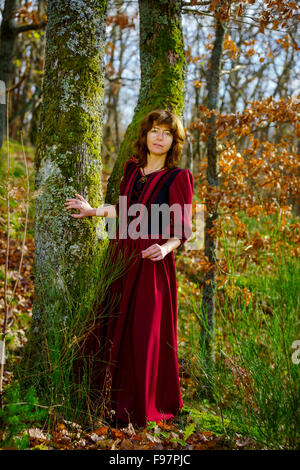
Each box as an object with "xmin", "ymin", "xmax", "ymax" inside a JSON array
[
  {"xmin": 221, "ymin": 65, "xmax": 247, "ymax": 75},
  {"xmin": 182, "ymin": 1, "xmax": 210, "ymax": 6},
  {"xmin": 182, "ymin": 7, "xmax": 298, "ymax": 33},
  {"xmin": 14, "ymin": 19, "xmax": 47, "ymax": 34},
  {"xmin": 0, "ymin": 90, "xmax": 11, "ymax": 394}
]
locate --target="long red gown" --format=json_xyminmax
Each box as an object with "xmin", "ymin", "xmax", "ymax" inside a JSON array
[{"xmin": 77, "ymin": 157, "xmax": 194, "ymax": 428}]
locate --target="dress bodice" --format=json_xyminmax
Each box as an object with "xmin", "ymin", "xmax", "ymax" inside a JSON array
[
  {"xmin": 129, "ymin": 171, "xmax": 144, "ymax": 205},
  {"xmin": 116, "ymin": 157, "xmax": 194, "ymax": 244}
]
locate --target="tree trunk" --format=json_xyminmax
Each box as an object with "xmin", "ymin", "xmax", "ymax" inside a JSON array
[
  {"xmin": 105, "ymin": 0, "xmax": 186, "ymax": 205},
  {"xmin": 32, "ymin": 0, "xmax": 108, "ymax": 324},
  {"xmin": 0, "ymin": 0, "xmax": 18, "ymax": 150},
  {"xmin": 200, "ymin": 15, "xmax": 226, "ymax": 397},
  {"xmin": 0, "ymin": 0, "xmax": 46, "ymax": 150}
]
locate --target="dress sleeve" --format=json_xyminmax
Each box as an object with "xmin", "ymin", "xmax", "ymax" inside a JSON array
[
  {"xmin": 168, "ymin": 169, "xmax": 194, "ymax": 246},
  {"xmin": 115, "ymin": 159, "xmax": 132, "ymax": 217}
]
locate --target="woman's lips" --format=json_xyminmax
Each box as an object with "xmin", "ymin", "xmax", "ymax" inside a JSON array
[{"xmin": 154, "ymin": 144, "xmax": 163, "ymax": 148}]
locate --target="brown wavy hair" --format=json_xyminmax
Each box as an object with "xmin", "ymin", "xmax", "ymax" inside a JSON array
[{"xmin": 132, "ymin": 109, "xmax": 186, "ymax": 169}]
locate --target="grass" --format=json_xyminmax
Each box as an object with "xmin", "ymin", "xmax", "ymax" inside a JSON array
[
  {"xmin": 177, "ymin": 210, "xmax": 300, "ymax": 449},
  {"xmin": 0, "ymin": 138, "xmax": 35, "ymax": 239}
]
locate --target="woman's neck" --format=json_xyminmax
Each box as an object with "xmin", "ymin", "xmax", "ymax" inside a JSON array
[{"xmin": 144, "ymin": 152, "xmax": 166, "ymax": 171}]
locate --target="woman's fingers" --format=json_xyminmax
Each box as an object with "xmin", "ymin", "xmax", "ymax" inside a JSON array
[
  {"xmin": 64, "ymin": 195, "xmax": 89, "ymax": 219},
  {"xmin": 141, "ymin": 244, "xmax": 167, "ymax": 261},
  {"xmin": 65, "ymin": 203, "xmax": 80, "ymax": 210},
  {"xmin": 65, "ymin": 201, "xmax": 80, "ymax": 206},
  {"xmin": 142, "ymin": 248, "xmax": 156, "ymax": 257},
  {"xmin": 65, "ymin": 194, "xmax": 85, "ymax": 203},
  {"xmin": 142, "ymin": 244, "xmax": 159, "ymax": 254},
  {"xmin": 65, "ymin": 194, "xmax": 87, "ymax": 213},
  {"xmin": 142, "ymin": 244, "xmax": 162, "ymax": 260},
  {"xmin": 65, "ymin": 198, "xmax": 81, "ymax": 203},
  {"xmin": 147, "ymin": 254, "xmax": 163, "ymax": 261},
  {"xmin": 151, "ymin": 255, "xmax": 163, "ymax": 261}
]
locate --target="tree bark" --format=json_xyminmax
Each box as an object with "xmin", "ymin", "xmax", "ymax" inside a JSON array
[
  {"xmin": 0, "ymin": 0, "xmax": 46, "ymax": 150},
  {"xmin": 32, "ymin": 0, "xmax": 108, "ymax": 324},
  {"xmin": 0, "ymin": 0, "xmax": 18, "ymax": 150},
  {"xmin": 200, "ymin": 15, "xmax": 226, "ymax": 395},
  {"xmin": 105, "ymin": 0, "xmax": 187, "ymax": 205}
]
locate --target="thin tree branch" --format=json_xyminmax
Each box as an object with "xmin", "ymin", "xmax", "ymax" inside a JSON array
[
  {"xmin": 13, "ymin": 20, "xmax": 47, "ymax": 34},
  {"xmin": 220, "ymin": 65, "xmax": 247, "ymax": 75},
  {"xmin": 10, "ymin": 131, "xmax": 29, "ymax": 303},
  {"xmin": 182, "ymin": 7, "xmax": 298, "ymax": 33},
  {"xmin": 182, "ymin": 1, "xmax": 210, "ymax": 6},
  {"xmin": 6, "ymin": 72, "xmax": 27, "ymax": 93},
  {"xmin": 0, "ymin": 90, "xmax": 10, "ymax": 396}
]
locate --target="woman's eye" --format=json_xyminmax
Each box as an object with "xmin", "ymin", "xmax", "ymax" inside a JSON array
[{"xmin": 150, "ymin": 128, "xmax": 171, "ymax": 136}]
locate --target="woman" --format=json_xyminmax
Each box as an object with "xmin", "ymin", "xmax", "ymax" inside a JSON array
[{"xmin": 65, "ymin": 109, "xmax": 194, "ymax": 428}]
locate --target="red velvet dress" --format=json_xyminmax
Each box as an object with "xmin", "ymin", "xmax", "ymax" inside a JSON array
[{"xmin": 77, "ymin": 157, "xmax": 194, "ymax": 428}]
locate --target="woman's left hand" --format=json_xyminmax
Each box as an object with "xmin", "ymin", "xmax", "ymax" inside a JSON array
[{"xmin": 141, "ymin": 244, "xmax": 168, "ymax": 262}]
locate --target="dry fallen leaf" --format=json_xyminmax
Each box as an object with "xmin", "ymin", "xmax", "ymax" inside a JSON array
[
  {"xmin": 120, "ymin": 438, "xmax": 135, "ymax": 450},
  {"xmin": 90, "ymin": 433, "xmax": 102, "ymax": 442},
  {"xmin": 28, "ymin": 428, "xmax": 48, "ymax": 440},
  {"xmin": 121, "ymin": 422, "xmax": 136, "ymax": 437},
  {"xmin": 144, "ymin": 432, "xmax": 161, "ymax": 444},
  {"xmin": 111, "ymin": 438, "xmax": 121, "ymax": 450}
]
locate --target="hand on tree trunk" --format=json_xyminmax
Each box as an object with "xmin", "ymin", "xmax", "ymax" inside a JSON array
[{"xmin": 64, "ymin": 194, "xmax": 93, "ymax": 218}]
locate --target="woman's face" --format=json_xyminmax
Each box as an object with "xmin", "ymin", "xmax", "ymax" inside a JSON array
[{"xmin": 146, "ymin": 122, "xmax": 174, "ymax": 157}]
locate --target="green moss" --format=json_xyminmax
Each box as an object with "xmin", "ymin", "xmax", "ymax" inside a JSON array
[
  {"xmin": 33, "ymin": 1, "xmax": 108, "ymax": 321},
  {"xmin": 189, "ymin": 408, "xmax": 231, "ymax": 435},
  {"xmin": 178, "ymin": 404, "xmax": 243, "ymax": 437}
]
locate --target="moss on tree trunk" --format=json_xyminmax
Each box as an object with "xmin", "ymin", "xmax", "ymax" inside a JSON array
[
  {"xmin": 105, "ymin": 0, "xmax": 186, "ymax": 205},
  {"xmin": 33, "ymin": 0, "xmax": 108, "ymax": 323},
  {"xmin": 200, "ymin": 16, "xmax": 226, "ymax": 395},
  {"xmin": 0, "ymin": 0, "xmax": 20, "ymax": 150}
]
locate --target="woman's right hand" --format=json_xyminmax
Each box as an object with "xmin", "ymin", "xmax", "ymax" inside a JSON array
[{"xmin": 64, "ymin": 193, "xmax": 93, "ymax": 218}]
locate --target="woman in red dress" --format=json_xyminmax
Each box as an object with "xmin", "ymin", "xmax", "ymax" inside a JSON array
[{"xmin": 65, "ymin": 109, "xmax": 194, "ymax": 428}]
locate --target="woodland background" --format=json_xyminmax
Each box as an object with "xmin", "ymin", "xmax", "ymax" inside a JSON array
[{"xmin": 0, "ymin": 0, "xmax": 299, "ymax": 450}]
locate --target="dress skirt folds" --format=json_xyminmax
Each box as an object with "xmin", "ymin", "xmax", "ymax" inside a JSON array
[{"xmin": 74, "ymin": 157, "xmax": 194, "ymax": 428}]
